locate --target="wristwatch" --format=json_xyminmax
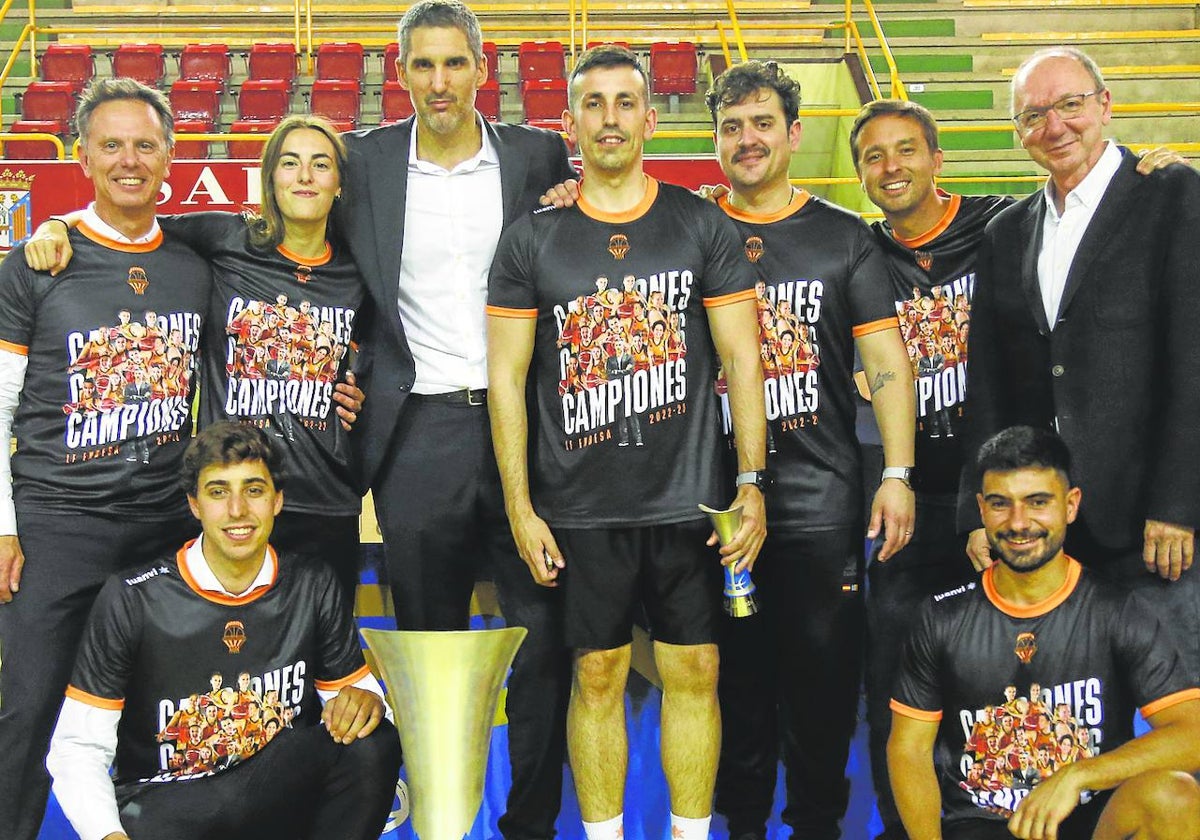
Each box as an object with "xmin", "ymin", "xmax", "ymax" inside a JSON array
[
  {"xmin": 735, "ymin": 469, "xmax": 772, "ymax": 492},
  {"xmin": 881, "ymin": 466, "xmax": 914, "ymax": 489}
]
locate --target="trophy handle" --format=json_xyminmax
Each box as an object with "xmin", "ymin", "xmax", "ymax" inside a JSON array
[{"xmin": 699, "ymin": 503, "xmax": 759, "ymax": 618}]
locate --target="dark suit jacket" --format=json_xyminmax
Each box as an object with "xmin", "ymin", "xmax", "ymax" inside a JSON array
[
  {"xmin": 960, "ymin": 147, "xmax": 1200, "ymax": 549},
  {"xmin": 336, "ymin": 117, "xmax": 575, "ymax": 491}
]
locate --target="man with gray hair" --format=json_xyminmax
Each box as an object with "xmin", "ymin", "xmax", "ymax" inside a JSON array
[
  {"xmin": 962, "ymin": 47, "xmax": 1200, "ymax": 682},
  {"xmin": 334, "ymin": 2, "xmax": 577, "ymax": 837},
  {"xmin": 0, "ymin": 77, "xmax": 211, "ymax": 839}
]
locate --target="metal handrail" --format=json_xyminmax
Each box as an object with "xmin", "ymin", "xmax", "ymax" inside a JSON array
[{"xmin": 0, "ymin": 130, "xmax": 65, "ymax": 158}]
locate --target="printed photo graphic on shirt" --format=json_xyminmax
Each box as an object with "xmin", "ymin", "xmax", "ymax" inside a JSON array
[
  {"xmin": 895, "ymin": 275, "xmax": 973, "ymax": 439},
  {"xmin": 553, "ymin": 272, "xmax": 691, "ymax": 450},
  {"xmin": 63, "ymin": 308, "xmax": 202, "ymax": 461},
  {"xmin": 718, "ymin": 277, "xmax": 822, "ymax": 451},
  {"xmin": 957, "ymin": 679, "xmax": 1100, "ymax": 817},
  {"xmin": 222, "ymin": 294, "xmax": 355, "ymax": 429},
  {"xmin": 148, "ymin": 665, "xmax": 305, "ymax": 782}
]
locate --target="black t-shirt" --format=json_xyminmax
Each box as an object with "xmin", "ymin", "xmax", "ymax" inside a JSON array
[
  {"xmin": 487, "ymin": 178, "xmax": 757, "ymax": 527},
  {"xmin": 160, "ymin": 213, "xmax": 363, "ymax": 516},
  {"xmin": 892, "ymin": 558, "xmax": 1200, "ymax": 824},
  {"xmin": 718, "ymin": 191, "xmax": 897, "ymax": 530},
  {"xmin": 66, "ymin": 543, "xmax": 368, "ymax": 791},
  {"xmin": 0, "ymin": 222, "xmax": 209, "ymax": 518},
  {"xmin": 871, "ymin": 193, "xmax": 1013, "ymax": 493}
]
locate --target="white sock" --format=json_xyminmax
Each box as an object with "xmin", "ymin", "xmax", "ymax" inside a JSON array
[
  {"xmin": 582, "ymin": 813, "xmax": 624, "ymax": 840},
  {"xmin": 670, "ymin": 813, "xmax": 712, "ymax": 840}
]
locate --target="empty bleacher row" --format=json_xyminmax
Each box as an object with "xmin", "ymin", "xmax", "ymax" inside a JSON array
[{"xmin": 4, "ymin": 39, "xmax": 700, "ymax": 159}]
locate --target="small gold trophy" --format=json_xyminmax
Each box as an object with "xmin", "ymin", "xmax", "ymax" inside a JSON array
[{"xmin": 700, "ymin": 503, "xmax": 758, "ymax": 617}]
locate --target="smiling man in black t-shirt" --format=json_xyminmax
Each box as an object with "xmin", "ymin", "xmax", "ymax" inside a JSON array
[{"xmin": 890, "ymin": 426, "xmax": 1200, "ymax": 840}]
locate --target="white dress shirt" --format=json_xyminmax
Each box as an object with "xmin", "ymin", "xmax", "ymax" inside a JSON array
[
  {"xmin": 398, "ymin": 117, "xmax": 503, "ymax": 394},
  {"xmin": 1037, "ymin": 140, "xmax": 1122, "ymax": 328}
]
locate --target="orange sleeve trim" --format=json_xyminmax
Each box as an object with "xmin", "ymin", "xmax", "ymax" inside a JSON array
[
  {"xmin": 278, "ymin": 242, "xmax": 333, "ymax": 267},
  {"xmin": 852, "ymin": 317, "xmax": 899, "ymax": 338},
  {"xmin": 718, "ymin": 189, "xmax": 811, "ymax": 224},
  {"xmin": 895, "ymin": 192, "xmax": 961, "ymax": 249},
  {"xmin": 1141, "ymin": 688, "xmax": 1200, "ymax": 719},
  {"xmin": 703, "ymin": 287, "xmax": 757, "ymax": 308},
  {"xmin": 66, "ymin": 685, "xmax": 125, "ymax": 711},
  {"xmin": 983, "ymin": 556, "xmax": 1081, "ymax": 618},
  {"xmin": 77, "ymin": 221, "xmax": 164, "ymax": 253},
  {"xmin": 486, "ymin": 305, "xmax": 538, "ymax": 319},
  {"xmin": 0, "ymin": 339, "xmax": 28, "ymax": 356},
  {"xmin": 315, "ymin": 663, "xmax": 372, "ymax": 692},
  {"xmin": 890, "ymin": 699, "xmax": 942, "ymax": 722},
  {"xmin": 577, "ymin": 177, "xmax": 659, "ymax": 223}
]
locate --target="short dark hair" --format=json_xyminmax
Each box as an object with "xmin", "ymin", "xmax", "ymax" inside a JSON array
[
  {"xmin": 974, "ymin": 426, "xmax": 1072, "ymax": 490},
  {"xmin": 705, "ymin": 60, "xmax": 800, "ymax": 127},
  {"xmin": 76, "ymin": 77, "xmax": 174, "ymax": 149},
  {"xmin": 182, "ymin": 421, "xmax": 284, "ymax": 495},
  {"xmin": 398, "ymin": 0, "xmax": 483, "ymax": 64},
  {"xmin": 568, "ymin": 44, "xmax": 648, "ymax": 110},
  {"xmin": 849, "ymin": 99, "xmax": 940, "ymax": 171}
]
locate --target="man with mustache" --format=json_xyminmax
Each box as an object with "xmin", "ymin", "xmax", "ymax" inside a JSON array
[
  {"xmin": 890, "ymin": 425, "xmax": 1200, "ymax": 840},
  {"xmin": 704, "ymin": 60, "xmax": 915, "ymax": 840}
]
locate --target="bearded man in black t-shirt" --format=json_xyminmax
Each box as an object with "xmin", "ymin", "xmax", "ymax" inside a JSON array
[{"xmin": 890, "ymin": 426, "xmax": 1200, "ymax": 840}]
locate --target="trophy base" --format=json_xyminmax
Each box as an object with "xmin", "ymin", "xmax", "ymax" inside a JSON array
[{"xmin": 725, "ymin": 594, "xmax": 758, "ymax": 618}]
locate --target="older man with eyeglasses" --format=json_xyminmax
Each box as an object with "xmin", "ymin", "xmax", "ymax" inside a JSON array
[{"xmin": 959, "ymin": 46, "xmax": 1200, "ymax": 683}]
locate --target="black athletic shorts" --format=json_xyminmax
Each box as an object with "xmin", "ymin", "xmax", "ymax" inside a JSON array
[{"xmin": 555, "ymin": 520, "xmax": 723, "ymax": 650}]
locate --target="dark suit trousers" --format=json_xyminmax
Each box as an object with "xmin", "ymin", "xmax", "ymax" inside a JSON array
[
  {"xmin": 865, "ymin": 492, "xmax": 974, "ymax": 839},
  {"xmin": 715, "ymin": 527, "xmax": 865, "ymax": 840},
  {"xmin": 0, "ymin": 511, "xmax": 197, "ymax": 840},
  {"xmin": 1066, "ymin": 524, "xmax": 1200, "ymax": 687},
  {"xmin": 372, "ymin": 395, "xmax": 569, "ymax": 840},
  {"xmin": 118, "ymin": 720, "xmax": 402, "ymax": 839}
]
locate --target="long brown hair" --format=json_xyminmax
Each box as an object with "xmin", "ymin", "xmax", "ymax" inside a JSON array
[{"xmin": 246, "ymin": 114, "xmax": 348, "ymax": 250}]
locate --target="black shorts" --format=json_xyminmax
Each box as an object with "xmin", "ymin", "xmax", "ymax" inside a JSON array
[{"xmin": 555, "ymin": 520, "xmax": 723, "ymax": 650}]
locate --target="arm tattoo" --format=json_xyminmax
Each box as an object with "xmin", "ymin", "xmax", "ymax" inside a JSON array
[{"xmin": 869, "ymin": 370, "xmax": 896, "ymax": 396}]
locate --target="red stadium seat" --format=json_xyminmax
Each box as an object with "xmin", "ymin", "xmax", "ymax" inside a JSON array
[
  {"xmin": 170, "ymin": 79, "xmax": 221, "ymax": 158},
  {"xmin": 383, "ymin": 42, "xmax": 400, "ymax": 84},
  {"xmin": 7, "ymin": 81, "xmax": 77, "ymax": 158},
  {"xmin": 227, "ymin": 120, "xmax": 277, "ymax": 159},
  {"xmin": 380, "ymin": 79, "xmax": 414, "ymax": 126},
  {"xmin": 477, "ymin": 78, "xmax": 501, "ymax": 122},
  {"xmin": 112, "ymin": 43, "xmax": 165, "ymax": 87},
  {"xmin": 482, "ymin": 41, "xmax": 499, "ymax": 84},
  {"xmin": 238, "ymin": 79, "xmax": 290, "ymax": 121},
  {"xmin": 650, "ymin": 41, "xmax": 697, "ymax": 96},
  {"xmin": 518, "ymin": 40, "xmax": 565, "ymax": 84},
  {"xmin": 521, "ymin": 77, "xmax": 567, "ymax": 130},
  {"xmin": 309, "ymin": 79, "xmax": 360, "ymax": 131},
  {"xmin": 248, "ymin": 43, "xmax": 298, "ymax": 91},
  {"xmin": 40, "ymin": 43, "xmax": 94, "ymax": 94},
  {"xmin": 315, "ymin": 42, "xmax": 364, "ymax": 87},
  {"xmin": 179, "ymin": 43, "xmax": 231, "ymax": 90}
]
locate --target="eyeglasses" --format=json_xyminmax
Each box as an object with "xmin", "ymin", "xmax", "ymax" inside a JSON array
[{"xmin": 1012, "ymin": 90, "xmax": 1104, "ymax": 134}]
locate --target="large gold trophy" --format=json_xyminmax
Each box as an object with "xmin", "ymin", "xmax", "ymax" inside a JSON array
[
  {"xmin": 700, "ymin": 504, "xmax": 758, "ymax": 617},
  {"xmin": 361, "ymin": 627, "xmax": 527, "ymax": 840}
]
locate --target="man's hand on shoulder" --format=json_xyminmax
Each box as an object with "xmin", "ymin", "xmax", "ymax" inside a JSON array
[
  {"xmin": 538, "ymin": 179, "xmax": 580, "ymax": 209},
  {"xmin": 1007, "ymin": 759, "xmax": 1085, "ymax": 839},
  {"xmin": 24, "ymin": 218, "xmax": 73, "ymax": 276},
  {"xmin": 0, "ymin": 534, "xmax": 24, "ymax": 603},
  {"xmin": 1136, "ymin": 146, "xmax": 1188, "ymax": 175},
  {"xmin": 1144, "ymin": 519, "xmax": 1195, "ymax": 581},
  {"xmin": 322, "ymin": 686, "xmax": 386, "ymax": 745}
]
